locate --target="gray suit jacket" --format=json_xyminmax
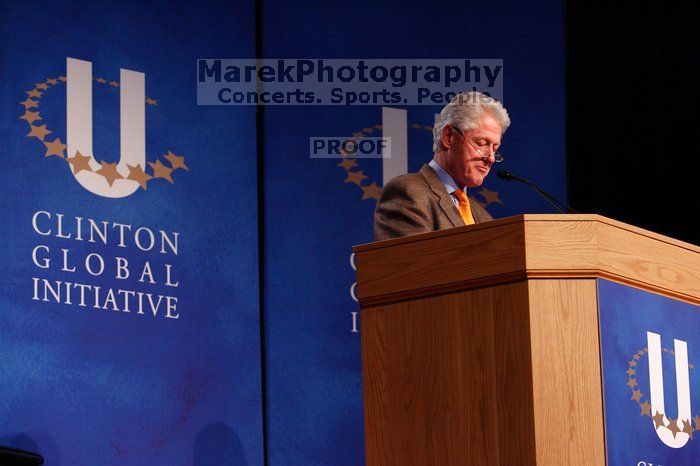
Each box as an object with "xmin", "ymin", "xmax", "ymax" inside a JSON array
[{"xmin": 374, "ymin": 164, "xmax": 493, "ymax": 241}]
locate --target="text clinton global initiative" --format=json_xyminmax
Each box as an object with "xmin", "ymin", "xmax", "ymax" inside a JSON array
[{"xmin": 30, "ymin": 211, "xmax": 181, "ymax": 320}]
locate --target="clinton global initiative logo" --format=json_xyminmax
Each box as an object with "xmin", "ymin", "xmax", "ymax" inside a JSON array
[
  {"xmin": 19, "ymin": 57, "xmax": 189, "ymax": 198},
  {"xmin": 627, "ymin": 332, "xmax": 700, "ymax": 448}
]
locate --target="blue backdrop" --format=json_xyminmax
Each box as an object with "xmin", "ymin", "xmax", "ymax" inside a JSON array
[
  {"xmin": 2, "ymin": 0, "xmax": 566, "ymax": 464},
  {"xmin": 261, "ymin": 1, "xmax": 565, "ymax": 464},
  {"xmin": 0, "ymin": 1, "xmax": 262, "ymax": 465}
]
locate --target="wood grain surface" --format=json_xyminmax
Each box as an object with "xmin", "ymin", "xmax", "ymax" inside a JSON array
[
  {"xmin": 354, "ymin": 215, "xmax": 700, "ymax": 306},
  {"xmin": 362, "ymin": 281, "xmax": 537, "ymax": 465},
  {"xmin": 527, "ymin": 279, "xmax": 605, "ymax": 465},
  {"xmin": 361, "ymin": 279, "xmax": 606, "ymax": 465}
]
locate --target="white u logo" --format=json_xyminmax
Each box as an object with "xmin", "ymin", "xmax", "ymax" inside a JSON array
[
  {"xmin": 66, "ymin": 57, "xmax": 144, "ymax": 198},
  {"xmin": 647, "ymin": 331, "xmax": 692, "ymax": 448}
]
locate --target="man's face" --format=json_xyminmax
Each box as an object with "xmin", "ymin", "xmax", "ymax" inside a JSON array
[{"xmin": 443, "ymin": 113, "xmax": 503, "ymax": 188}]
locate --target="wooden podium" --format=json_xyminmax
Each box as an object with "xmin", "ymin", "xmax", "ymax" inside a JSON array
[{"xmin": 353, "ymin": 215, "xmax": 700, "ymax": 465}]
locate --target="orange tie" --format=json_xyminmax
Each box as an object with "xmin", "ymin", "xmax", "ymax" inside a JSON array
[{"xmin": 453, "ymin": 188, "xmax": 475, "ymax": 225}]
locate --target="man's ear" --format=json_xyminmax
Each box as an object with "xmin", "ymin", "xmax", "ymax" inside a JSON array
[{"xmin": 440, "ymin": 125, "xmax": 452, "ymax": 150}]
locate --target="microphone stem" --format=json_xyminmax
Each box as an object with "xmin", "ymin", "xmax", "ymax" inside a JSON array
[
  {"xmin": 531, "ymin": 185, "xmax": 568, "ymax": 213},
  {"xmin": 502, "ymin": 172, "xmax": 578, "ymax": 214}
]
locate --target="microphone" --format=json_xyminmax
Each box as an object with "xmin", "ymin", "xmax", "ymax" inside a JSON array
[{"xmin": 496, "ymin": 170, "xmax": 578, "ymax": 214}]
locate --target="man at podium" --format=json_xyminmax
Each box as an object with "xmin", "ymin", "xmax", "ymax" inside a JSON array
[{"xmin": 374, "ymin": 91, "xmax": 510, "ymax": 240}]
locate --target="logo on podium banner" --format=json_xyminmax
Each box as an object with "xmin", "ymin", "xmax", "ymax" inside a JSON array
[
  {"xmin": 598, "ymin": 280, "xmax": 700, "ymax": 465},
  {"xmin": 626, "ymin": 332, "xmax": 699, "ymax": 448},
  {"xmin": 19, "ymin": 57, "xmax": 189, "ymax": 198}
]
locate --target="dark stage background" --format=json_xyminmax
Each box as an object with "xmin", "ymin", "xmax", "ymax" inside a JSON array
[{"xmin": 566, "ymin": 2, "xmax": 697, "ymax": 245}]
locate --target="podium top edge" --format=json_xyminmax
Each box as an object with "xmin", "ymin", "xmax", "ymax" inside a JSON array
[{"xmin": 353, "ymin": 214, "xmax": 699, "ymax": 253}]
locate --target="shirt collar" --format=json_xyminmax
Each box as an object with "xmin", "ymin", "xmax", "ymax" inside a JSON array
[{"xmin": 429, "ymin": 159, "xmax": 463, "ymax": 196}]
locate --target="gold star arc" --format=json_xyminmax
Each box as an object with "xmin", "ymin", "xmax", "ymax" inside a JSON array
[
  {"xmin": 43, "ymin": 137, "xmax": 67, "ymax": 158},
  {"xmin": 652, "ymin": 411, "xmax": 666, "ymax": 429},
  {"xmin": 95, "ymin": 161, "xmax": 123, "ymax": 187},
  {"xmin": 337, "ymin": 158, "xmax": 358, "ymax": 170},
  {"xmin": 27, "ymin": 124, "xmax": 52, "ymax": 141},
  {"xmin": 682, "ymin": 419, "xmax": 695, "ymax": 439},
  {"xmin": 476, "ymin": 187, "xmax": 502, "ymax": 205},
  {"xmin": 626, "ymin": 347, "xmax": 699, "ymax": 440},
  {"xmin": 667, "ymin": 418, "xmax": 681, "ymax": 437},
  {"xmin": 20, "ymin": 110, "xmax": 42, "ymax": 125},
  {"xmin": 345, "ymin": 170, "xmax": 368, "ymax": 186},
  {"xmin": 19, "ymin": 98, "xmax": 38, "ymax": 109},
  {"xmin": 149, "ymin": 159, "xmax": 174, "ymax": 183},
  {"xmin": 67, "ymin": 151, "xmax": 93, "ymax": 174},
  {"xmin": 163, "ymin": 150, "xmax": 189, "ymax": 171},
  {"xmin": 630, "ymin": 390, "xmax": 643, "ymax": 402},
  {"xmin": 127, "ymin": 164, "xmax": 153, "ymax": 190},
  {"xmin": 361, "ymin": 182, "xmax": 382, "ymax": 200},
  {"xmin": 640, "ymin": 401, "xmax": 652, "ymax": 417},
  {"xmin": 21, "ymin": 73, "xmax": 189, "ymax": 191}
]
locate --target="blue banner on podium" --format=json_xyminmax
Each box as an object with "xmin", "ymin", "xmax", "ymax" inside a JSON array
[{"xmin": 599, "ymin": 279, "xmax": 700, "ymax": 465}]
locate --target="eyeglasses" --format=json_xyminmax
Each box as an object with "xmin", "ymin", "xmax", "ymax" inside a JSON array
[{"xmin": 451, "ymin": 125, "xmax": 504, "ymax": 163}]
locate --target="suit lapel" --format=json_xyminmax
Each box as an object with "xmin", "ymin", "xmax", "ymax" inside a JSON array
[
  {"xmin": 419, "ymin": 164, "xmax": 465, "ymax": 228},
  {"xmin": 471, "ymin": 203, "xmax": 487, "ymax": 223}
]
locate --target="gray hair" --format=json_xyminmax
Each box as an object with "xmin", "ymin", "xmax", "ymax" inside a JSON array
[{"xmin": 432, "ymin": 92, "xmax": 510, "ymax": 152}]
